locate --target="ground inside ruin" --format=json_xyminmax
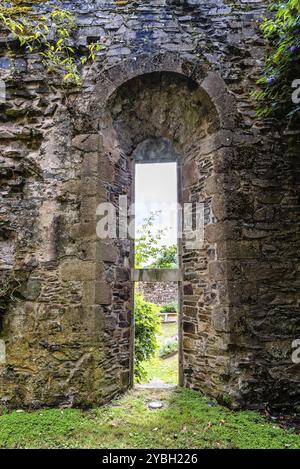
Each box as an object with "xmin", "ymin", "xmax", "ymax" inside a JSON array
[
  {"xmin": 138, "ymin": 322, "xmax": 178, "ymax": 388},
  {"xmin": 0, "ymin": 388, "xmax": 300, "ymax": 449}
]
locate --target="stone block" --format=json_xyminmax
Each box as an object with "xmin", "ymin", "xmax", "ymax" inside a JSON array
[
  {"xmin": 72, "ymin": 134, "xmax": 102, "ymax": 152},
  {"xmin": 208, "ymin": 261, "xmax": 226, "ymax": 281},
  {"xmin": 61, "ymin": 179, "xmax": 81, "ymax": 196},
  {"xmin": 217, "ymin": 241, "xmax": 260, "ymax": 259},
  {"xmin": 0, "ymin": 340, "xmax": 5, "ymax": 364},
  {"xmin": 97, "ymin": 241, "xmax": 118, "ymax": 263},
  {"xmin": 81, "ymin": 152, "xmax": 99, "ymax": 176},
  {"xmin": 95, "ymin": 282, "xmax": 112, "ymax": 305},
  {"xmin": 182, "ymin": 159, "xmax": 198, "ymax": 187},
  {"xmin": 206, "ymin": 221, "xmax": 240, "ymax": 243},
  {"xmin": 82, "ymin": 177, "xmax": 106, "ymax": 197},
  {"xmin": 212, "ymin": 306, "xmax": 230, "ymax": 332},
  {"xmin": 69, "ymin": 222, "xmax": 97, "ymax": 240},
  {"xmin": 80, "ymin": 241, "xmax": 97, "ymax": 260},
  {"xmin": 80, "ymin": 196, "xmax": 98, "ymax": 221},
  {"xmin": 60, "ymin": 259, "xmax": 95, "ymax": 281},
  {"xmin": 183, "ymin": 321, "xmax": 196, "ymax": 334}
]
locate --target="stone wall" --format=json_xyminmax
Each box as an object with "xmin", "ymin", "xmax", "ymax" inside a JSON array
[
  {"xmin": 137, "ymin": 282, "xmax": 178, "ymax": 306},
  {"xmin": 0, "ymin": 0, "xmax": 299, "ymax": 409}
]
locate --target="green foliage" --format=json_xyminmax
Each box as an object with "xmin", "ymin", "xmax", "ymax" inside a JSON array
[
  {"xmin": 159, "ymin": 339, "xmax": 178, "ymax": 358},
  {"xmin": 254, "ymin": 0, "xmax": 300, "ymax": 119},
  {"xmin": 160, "ymin": 302, "xmax": 178, "ymax": 314},
  {"xmin": 149, "ymin": 244, "xmax": 177, "ymax": 269},
  {"xmin": 0, "ymin": 1, "xmax": 102, "ymax": 86},
  {"xmin": 135, "ymin": 212, "xmax": 177, "ymax": 269},
  {"xmin": 220, "ymin": 393, "xmax": 233, "ymax": 408},
  {"xmin": 134, "ymin": 292, "xmax": 161, "ymax": 382}
]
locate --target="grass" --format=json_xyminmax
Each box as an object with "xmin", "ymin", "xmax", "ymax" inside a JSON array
[
  {"xmin": 159, "ymin": 322, "xmax": 178, "ymax": 341},
  {"xmin": 140, "ymin": 353, "xmax": 178, "ymax": 384},
  {"xmin": 140, "ymin": 322, "xmax": 178, "ymax": 384},
  {"xmin": 0, "ymin": 388, "xmax": 299, "ymax": 449}
]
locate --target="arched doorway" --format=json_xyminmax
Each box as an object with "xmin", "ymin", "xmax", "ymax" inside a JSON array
[{"xmin": 89, "ymin": 68, "xmax": 233, "ymax": 398}]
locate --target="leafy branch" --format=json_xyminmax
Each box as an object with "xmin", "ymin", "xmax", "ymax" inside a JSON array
[
  {"xmin": 254, "ymin": 0, "xmax": 300, "ymax": 120},
  {"xmin": 0, "ymin": 1, "xmax": 102, "ymax": 86},
  {"xmin": 135, "ymin": 212, "xmax": 177, "ymax": 269}
]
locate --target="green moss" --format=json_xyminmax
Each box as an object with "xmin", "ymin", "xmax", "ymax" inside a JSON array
[{"xmin": 0, "ymin": 388, "xmax": 299, "ymax": 449}]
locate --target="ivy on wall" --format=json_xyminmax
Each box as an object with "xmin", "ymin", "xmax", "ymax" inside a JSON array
[
  {"xmin": 254, "ymin": 0, "xmax": 300, "ymax": 120},
  {"xmin": 0, "ymin": 1, "xmax": 102, "ymax": 86}
]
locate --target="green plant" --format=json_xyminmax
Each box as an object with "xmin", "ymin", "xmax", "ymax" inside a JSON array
[
  {"xmin": 254, "ymin": 0, "xmax": 300, "ymax": 119},
  {"xmin": 160, "ymin": 302, "xmax": 178, "ymax": 314},
  {"xmin": 159, "ymin": 340, "xmax": 178, "ymax": 358},
  {"xmin": 134, "ymin": 292, "xmax": 161, "ymax": 382},
  {"xmin": 135, "ymin": 212, "xmax": 177, "ymax": 269},
  {"xmin": 0, "ymin": 1, "xmax": 102, "ymax": 86},
  {"xmin": 220, "ymin": 393, "xmax": 233, "ymax": 409},
  {"xmin": 149, "ymin": 244, "xmax": 177, "ymax": 269}
]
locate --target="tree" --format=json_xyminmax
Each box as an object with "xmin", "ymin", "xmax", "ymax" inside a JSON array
[
  {"xmin": 149, "ymin": 244, "xmax": 177, "ymax": 269},
  {"xmin": 135, "ymin": 212, "xmax": 177, "ymax": 269}
]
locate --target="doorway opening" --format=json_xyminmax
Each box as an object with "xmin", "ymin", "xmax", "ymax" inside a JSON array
[{"xmin": 133, "ymin": 161, "xmax": 180, "ymax": 387}]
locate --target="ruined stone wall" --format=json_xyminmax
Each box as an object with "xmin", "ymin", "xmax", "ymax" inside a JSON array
[
  {"xmin": 0, "ymin": 0, "xmax": 299, "ymax": 408},
  {"xmin": 137, "ymin": 282, "xmax": 178, "ymax": 306}
]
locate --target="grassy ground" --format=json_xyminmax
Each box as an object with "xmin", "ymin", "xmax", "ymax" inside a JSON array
[
  {"xmin": 140, "ymin": 322, "xmax": 178, "ymax": 385},
  {"xmin": 159, "ymin": 322, "xmax": 178, "ymax": 341},
  {"xmin": 0, "ymin": 388, "xmax": 299, "ymax": 449},
  {"xmin": 140, "ymin": 353, "xmax": 178, "ymax": 384}
]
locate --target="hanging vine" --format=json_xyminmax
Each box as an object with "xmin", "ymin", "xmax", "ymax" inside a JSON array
[
  {"xmin": 254, "ymin": 0, "xmax": 300, "ymax": 121},
  {"xmin": 0, "ymin": 1, "xmax": 102, "ymax": 86}
]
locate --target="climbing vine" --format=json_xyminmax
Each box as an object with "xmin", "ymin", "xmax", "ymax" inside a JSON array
[
  {"xmin": 0, "ymin": 1, "xmax": 102, "ymax": 86},
  {"xmin": 254, "ymin": 0, "xmax": 300, "ymax": 120}
]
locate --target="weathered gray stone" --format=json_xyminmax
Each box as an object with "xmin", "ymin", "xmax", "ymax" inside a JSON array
[{"xmin": 0, "ymin": 0, "xmax": 299, "ymax": 411}]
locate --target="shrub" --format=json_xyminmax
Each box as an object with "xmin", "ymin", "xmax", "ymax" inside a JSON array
[
  {"xmin": 160, "ymin": 302, "xmax": 178, "ymax": 314},
  {"xmin": 159, "ymin": 340, "xmax": 178, "ymax": 359},
  {"xmin": 149, "ymin": 244, "xmax": 177, "ymax": 269},
  {"xmin": 134, "ymin": 293, "xmax": 161, "ymax": 382}
]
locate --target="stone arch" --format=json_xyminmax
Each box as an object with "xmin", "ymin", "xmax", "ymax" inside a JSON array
[
  {"xmin": 79, "ymin": 53, "xmax": 236, "ymax": 129},
  {"xmin": 73, "ymin": 55, "xmax": 239, "ymax": 402}
]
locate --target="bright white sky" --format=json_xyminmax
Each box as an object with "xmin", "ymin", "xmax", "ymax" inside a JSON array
[{"xmin": 135, "ymin": 162, "xmax": 178, "ymax": 246}]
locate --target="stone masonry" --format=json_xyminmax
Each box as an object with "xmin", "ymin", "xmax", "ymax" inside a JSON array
[
  {"xmin": 0, "ymin": 0, "xmax": 299, "ymax": 409},
  {"xmin": 137, "ymin": 282, "xmax": 178, "ymax": 306}
]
